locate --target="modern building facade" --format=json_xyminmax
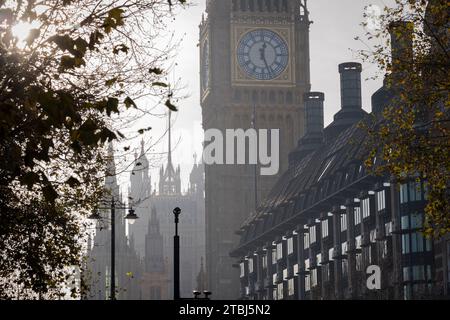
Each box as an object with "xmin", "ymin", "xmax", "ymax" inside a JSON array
[{"xmin": 200, "ymin": 0, "xmax": 311, "ymax": 299}]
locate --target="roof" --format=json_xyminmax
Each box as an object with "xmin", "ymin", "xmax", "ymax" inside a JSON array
[{"xmin": 232, "ymin": 118, "xmax": 382, "ymax": 256}]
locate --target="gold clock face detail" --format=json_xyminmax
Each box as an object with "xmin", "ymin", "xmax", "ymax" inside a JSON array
[{"xmin": 237, "ymin": 29, "xmax": 289, "ymax": 81}]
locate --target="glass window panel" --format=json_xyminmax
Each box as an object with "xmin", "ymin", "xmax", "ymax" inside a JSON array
[
  {"xmin": 311, "ymin": 269, "xmax": 318, "ymax": 287},
  {"xmin": 342, "ymin": 259, "xmax": 348, "ymax": 277},
  {"xmin": 402, "ymin": 234, "xmax": 410, "ymax": 254},
  {"xmin": 354, "ymin": 207, "xmax": 361, "ymax": 225},
  {"xmin": 401, "ymin": 215, "xmax": 409, "ymax": 230},
  {"xmin": 400, "ymin": 184, "xmax": 408, "ymax": 204},
  {"xmin": 277, "ymin": 283, "xmax": 283, "ymax": 300},
  {"xmin": 277, "ymin": 242, "xmax": 283, "ymax": 260},
  {"xmin": 411, "ymin": 213, "xmax": 423, "ymax": 229},
  {"xmin": 304, "ymin": 232, "xmax": 310, "ymax": 249},
  {"xmin": 403, "ymin": 267, "xmax": 410, "ymax": 281},
  {"xmin": 341, "ymin": 213, "xmax": 347, "ymax": 231},
  {"xmin": 426, "ymin": 239, "xmax": 432, "ymax": 252},
  {"xmin": 413, "ymin": 265, "xmax": 425, "ymax": 281},
  {"xmin": 310, "ymin": 226, "xmax": 316, "ymax": 244},
  {"xmin": 288, "ymin": 279, "xmax": 295, "ymax": 296},
  {"xmin": 287, "ymin": 237, "xmax": 294, "ymax": 255},
  {"xmin": 322, "ymin": 220, "xmax": 328, "ymax": 238},
  {"xmin": 305, "ymin": 274, "xmax": 311, "ymax": 292}
]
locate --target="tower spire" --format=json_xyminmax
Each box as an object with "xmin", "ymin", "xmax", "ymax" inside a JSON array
[
  {"xmin": 141, "ymin": 138, "xmax": 145, "ymax": 156},
  {"xmin": 168, "ymin": 111, "xmax": 172, "ymax": 167}
]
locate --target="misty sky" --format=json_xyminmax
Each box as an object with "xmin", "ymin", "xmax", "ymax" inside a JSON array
[{"xmin": 116, "ymin": 0, "xmax": 393, "ymax": 195}]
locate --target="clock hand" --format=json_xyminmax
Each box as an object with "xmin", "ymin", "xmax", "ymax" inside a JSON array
[{"xmin": 260, "ymin": 43, "xmax": 272, "ymax": 77}]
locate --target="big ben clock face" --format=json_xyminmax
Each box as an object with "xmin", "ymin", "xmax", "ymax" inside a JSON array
[{"xmin": 237, "ymin": 29, "xmax": 289, "ymax": 81}]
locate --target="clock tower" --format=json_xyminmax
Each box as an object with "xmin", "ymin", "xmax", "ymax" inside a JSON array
[{"xmin": 200, "ymin": 0, "xmax": 311, "ymax": 299}]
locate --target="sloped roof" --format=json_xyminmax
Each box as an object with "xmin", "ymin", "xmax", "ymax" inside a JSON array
[{"xmin": 232, "ymin": 120, "xmax": 381, "ymax": 256}]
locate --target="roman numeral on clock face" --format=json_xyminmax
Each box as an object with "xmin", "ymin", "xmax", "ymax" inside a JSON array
[{"xmin": 237, "ymin": 28, "xmax": 289, "ymax": 81}]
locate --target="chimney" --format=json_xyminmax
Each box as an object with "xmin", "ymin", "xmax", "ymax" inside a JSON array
[
  {"xmin": 289, "ymin": 92, "xmax": 325, "ymax": 167},
  {"xmin": 304, "ymin": 92, "xmax": 325, "ymax": 136},
  {"xmin": 372, "ymin": 21, "xmax": 413, "ymax": 114},
  {"xmin": 388, "ymin": 21, "xmax": 413, "ymax": 77},
  {"xmin": 339, "ymin": 62, "xmax": 363, "ymax": 111},
  {"xmin": 324, "ymin": 62, "xmax": 367, "ymax": 142}
]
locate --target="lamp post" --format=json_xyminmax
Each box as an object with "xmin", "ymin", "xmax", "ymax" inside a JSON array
[
  {"xmin": 89, "ymin": 196, "xmax": 138, "ymax": 300},
  {"xmin": 173, "ymin": 207, "xmax": 181, "ymax": 300},
  {"xmin": 171, "ymin": 207, "xmax": 212, "ymax": 300}
]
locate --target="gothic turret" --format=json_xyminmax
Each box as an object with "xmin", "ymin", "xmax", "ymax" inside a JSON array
[
  {"xmin": 129, "ymin": 139, "xmax": 152, "ymax": 206},
  {"xmin": 144, "ymin": 206, "xmax": 164, "ymax": 273},
  {"xmin": 159, "ymin": 111, "xmax": 181, "ymax": 195}
]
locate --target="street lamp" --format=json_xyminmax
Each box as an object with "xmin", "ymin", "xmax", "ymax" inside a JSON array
[
  {"xmin": 125, "ymin": 207, "xmax": 139, "ymax": 225},
  {"xmin": 89, "ymin": 196, "xmax": 138, "ymax": 300},
  {"xmin": 172, "ymin": 207, "xmax": 212, "ymax": 300},
  {"xmin": 192, "ymin": 290, "xmax": 212, "ymax": 300},
  {"xmin": 173, "ymin": 207, "xmax": 181, "ymax": 300}
]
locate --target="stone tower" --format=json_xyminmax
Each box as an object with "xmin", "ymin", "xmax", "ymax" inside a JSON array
[
  {"xmin": 199, "ymin": 0, "xmax": 311, "ymax": 299},
  {"xmin": 128, "ymin": 139, "xmax": 152, "ymax": 258},
  {"xmin": 140, "ymin": 206, "xmax": 170, "ymax": 300}
]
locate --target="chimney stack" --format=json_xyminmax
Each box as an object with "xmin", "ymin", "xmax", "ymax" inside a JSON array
[
  {"xmin": 304, "ymin": 92, "xmax": 325, "ymax": 136},
  {"xmin": 371, "ymin": 21, "xmax": 412, "ymax": 114},
  {"xmin": 324, "ymin": 62, "xmax": 367, "ymax": 142},
  {"xmin": 339, "ymin": 62, "xmax": 363, "ymax": 111},
  {"xmin": 289, "ymin": 92, "xmax": 325, "ymax": 167},
  {"xmin": 388, "ymin": 21, "xmax": 413, "ymax": 76}
]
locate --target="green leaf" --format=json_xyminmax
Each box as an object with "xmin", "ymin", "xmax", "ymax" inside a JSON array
[
  {"xmin": 152, "ymin": 82, "xmax": 168, "ymax": 88},
  {"xmin": 124, "ymin": 97, "xmax": 137, "ymax": 109},
  {"xmin": 43, "ymin": 185, "xmax": 58, "ymax": 203},
  {"xmin": 149, "ymin": 67, "xmax": 163, "ymax": 75},
  {"xmin": 20, "ymin": 172, "xmax": 41, "ymax": 189},
  {"xmin": 106, "ymin": 98, "xmax": 119, "ymax": 116},
  {"xmin": 165, "ymin": 99, "xmax": 178, "ymax": 111},
  {"xmin": 113, "ymin": 44, "xmax": 129, "ymax": 54},
  {"xmin": 105, "ymin": 78, "xmax": 118, "ymax": 87},
  {"xmin": 99, "ymin": 128, "xmax": 117, "ymax": 143},
  {"xmin": 66, "ymin": 177, "xmax": 81, "ymax": 187}
]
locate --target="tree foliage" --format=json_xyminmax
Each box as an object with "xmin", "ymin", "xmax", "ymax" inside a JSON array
[
  {"xmin": 0, "ymin": 0, "xmax": 186, "ymax": 299},
  {"xmin": 359, "ymin": 0, "xmax": 449, "ymax": 238}
]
